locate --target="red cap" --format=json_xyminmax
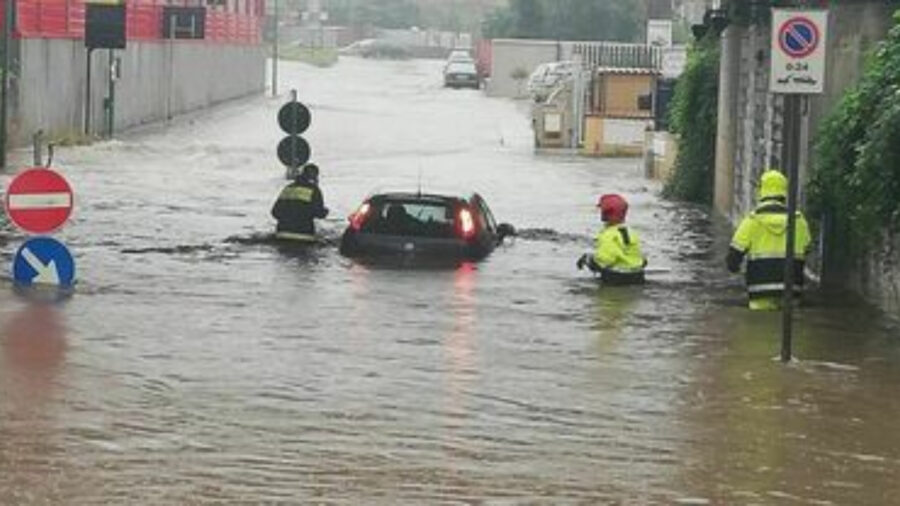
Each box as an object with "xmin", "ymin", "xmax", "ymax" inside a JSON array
[{"xmin": 597, "ymin": 194, "xmax": 628, "ymax": 224}]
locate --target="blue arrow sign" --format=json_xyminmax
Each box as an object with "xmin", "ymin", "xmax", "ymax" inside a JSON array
[{"xmin": 13, "ymin": 237, "xmax": 76, "ymax": 288}]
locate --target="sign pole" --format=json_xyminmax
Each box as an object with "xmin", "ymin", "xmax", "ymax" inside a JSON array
[
  {"xmin": 781, "ymin": 94, "xmax": 802, "ymax": 362},
  {"xmin": 769, "ymin": 8, "xmax": 828, "ymax": 362}
]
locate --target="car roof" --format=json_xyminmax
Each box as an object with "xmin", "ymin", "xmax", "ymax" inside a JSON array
[
  {"xmin": 371, "ymin": 192, "xmax": 465, "ymax": 203},
  {"xmin": 365, "ymin": 190, "xmax": 482, "ymax": 203}
]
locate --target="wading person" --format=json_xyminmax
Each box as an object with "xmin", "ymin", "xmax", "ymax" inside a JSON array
[
  {"xmin": 271, "ymin": 163, "xmax": 329, "ymax": 241},
  {"xmin": 577, "ymin": 193, "xmax": 647, "ymax": 285},
  {"xmin": 727, "ymin": 169, "xmax": 811, "ymax": 310}
]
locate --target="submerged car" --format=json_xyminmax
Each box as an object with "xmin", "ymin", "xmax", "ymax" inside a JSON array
[
  {"xmin": 443, "ymin": 61, "xmax": 480, "ymax": 89},
  {"xmin": 339, "ymin": 191, "xmax": 515, "ymax": 260}
]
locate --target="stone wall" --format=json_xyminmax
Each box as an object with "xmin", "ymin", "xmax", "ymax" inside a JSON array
[{"xmin": 713, "ymin": 2, "xmax": 899, "ymax": 314}]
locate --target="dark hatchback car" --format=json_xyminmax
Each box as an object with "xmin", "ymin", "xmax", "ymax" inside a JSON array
[
  {"xmin": 339, "ymin": 192, "xmax": 515, "ymax": 260},
  {"xmin": 443, "ymin": 61, "xmax": 480, "ymax": 89}
]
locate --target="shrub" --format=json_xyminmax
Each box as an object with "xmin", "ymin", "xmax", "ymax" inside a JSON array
[{"xmin": 663, "ymin": 34, "xmax": 720, "ymax": 204}]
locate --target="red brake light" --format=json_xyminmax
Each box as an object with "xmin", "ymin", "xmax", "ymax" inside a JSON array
[
  {"xmin": 458, "ymin": 207, "xmax": 476, "ymax": 239},
  {"xmin": 349, "ymin": 202, "xmax": 371, "ymax": 231}
]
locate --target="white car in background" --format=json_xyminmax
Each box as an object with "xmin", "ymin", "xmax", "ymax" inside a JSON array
[{"xmin": 446, "ymin": 49, "xmax": 473, "ymax": 64}]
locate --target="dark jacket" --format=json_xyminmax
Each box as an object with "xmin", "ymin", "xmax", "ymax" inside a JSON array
[{"xmin": 271, "ymin": 178, "xmax": 327, "ymax": 235}]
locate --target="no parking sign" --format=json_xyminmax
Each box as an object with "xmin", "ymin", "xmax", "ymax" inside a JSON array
[{"xmin": 770, "ymin": 10, "xmax": 828, "ymax": 94}]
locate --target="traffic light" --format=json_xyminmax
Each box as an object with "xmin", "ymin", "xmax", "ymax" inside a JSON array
[{"xmin": 277, "ymin": 95, "xmax": 311, "ymax": 170}]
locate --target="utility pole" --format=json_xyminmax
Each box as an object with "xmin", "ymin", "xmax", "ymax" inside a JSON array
[
  {"xmin": 1, "ymin": 0, "xmax": 11, "ymax": 168},
  {"xmin": 554, "ymin": 1, "xmax": 562, "ymax": 61},
  {"xmin": 271, "ymin": 0, "xmax": 278, "ymax": 97},
  {"xmin": 84, "ymin": 48, "xmax": 94, "ymax": 135}
]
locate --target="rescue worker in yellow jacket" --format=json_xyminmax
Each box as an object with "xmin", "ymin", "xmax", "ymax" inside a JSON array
[
  {"xmin": 577, "ymin": 193, "xmax": 647, "ymax": 285},
  {"xmin": 727, "ymin": 169, "xmax": 811, "ymax": 310},
  {"xmin": 271, "ymin": 163, "xmax": 329, "ymax": 241}
]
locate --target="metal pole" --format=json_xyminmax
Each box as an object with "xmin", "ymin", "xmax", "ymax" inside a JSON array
[
  {"xmin": 84, "ymin": 47, "xmax": 93, "ymax": 135},
  {"xmin": 32, "ymin": 130, "xmax": 42, "ymax": 166},
  {"xmin": 167, "ymin": 16, "xmax": 175, "ymax": 121},
  {"xmin": 0, "ymin": 0, "xmax": 11, "ymax": 168},
  {"xmin": 781, "ymin": 94, "xmax": 802, "ymax": 362},
  {"xmin": 271, "ymin": 0, "xmax": 278, "ymax": 97},
  {"xmin": 106, "ymin": 49, "xmax": 118, "ymax": 139},
  {"xmin": 290, "ymin": 88, "xmax": 297, "ymax": 169},
  {"xmin": 554, "ymin": 2, "xmax": 561, "ymax": 62}
]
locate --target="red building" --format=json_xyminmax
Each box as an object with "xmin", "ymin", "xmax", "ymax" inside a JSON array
[{"xmin": 6, "ymin": 0, "xmax": 264, "ymax": 44}]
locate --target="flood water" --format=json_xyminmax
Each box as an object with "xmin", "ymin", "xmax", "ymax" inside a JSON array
[{"xmin": 1, "ymin": 57, "xmax": 899, "ymax": 505}]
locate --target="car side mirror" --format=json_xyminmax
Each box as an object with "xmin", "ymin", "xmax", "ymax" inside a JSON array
[{"xmin": 497, "ymin": 223, "xmax": 516, "ymax": 239}]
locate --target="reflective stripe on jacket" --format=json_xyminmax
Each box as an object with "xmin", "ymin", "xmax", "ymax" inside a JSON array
[
  {"xmin": 589, "ymin": 224, "xmax": 646, "ymax": 285},
  {"xmin": 729, "ymin": 201, "xmax": 811, "ymax": 300},
  {"xmin": 271, "ymin": 179, "xmax": 326, "ymax": 235}
]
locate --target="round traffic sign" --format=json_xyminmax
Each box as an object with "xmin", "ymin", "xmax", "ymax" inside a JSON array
[
  {"xmin": 4, "ymin": 167, "xmax": 74, "ymax": 234},
  {"xmin": 13, "ymin": 236, "xmax": 76, "ymax": 288},
  {"xmin": 778, "ymin": 17, "xmax": 820, "ymax": 59},
  {"xmin": 277, "ymin": 136, "xmax": 311, "ymax": 169},
  {"xmin": 278, "ymin": 102, "xmax": 311, "ymax": 135}
]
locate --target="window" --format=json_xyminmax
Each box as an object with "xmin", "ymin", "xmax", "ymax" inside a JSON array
[
  {"xmin": 162, "ymin": 6, "xmax": 207, "ymax": 39},
  {"xmin": 446, "ymin": 62, "xmax": 477, "ymax": 74},
  {"xmin": 366, "ymin": 200, "xmax": 455, "ymax": 238}
]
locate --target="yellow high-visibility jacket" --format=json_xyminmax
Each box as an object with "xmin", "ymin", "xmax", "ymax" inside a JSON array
[
  {"xmin": 728, "ymin": 200, "xmax": 811, "ymax": 300},
  {"xmin": 589, "ymin": 224, "xmax": 646, "ymax": 285}
]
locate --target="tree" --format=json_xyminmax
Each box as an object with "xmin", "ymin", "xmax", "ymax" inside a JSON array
[
  {"xmin": 483, "ymin": 0, "xmax": 641, "ymax": 42},
  {"xmin": 324, "ymin": 0, "xmax": 505, "ymax": 32}
]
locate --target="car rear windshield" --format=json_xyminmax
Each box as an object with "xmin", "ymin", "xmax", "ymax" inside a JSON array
[
  {"xmin": 364, "ymin": 200, "xmax": 456, "ymax": 238},
  {"xmin": 447, "ymin": 62, "xmax": 476, "ymax": 74}
]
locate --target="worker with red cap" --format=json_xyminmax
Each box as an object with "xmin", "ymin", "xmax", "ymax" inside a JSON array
[{"xmin": 577, "ymin": 193, "xmax": 647, "ymax": 285}]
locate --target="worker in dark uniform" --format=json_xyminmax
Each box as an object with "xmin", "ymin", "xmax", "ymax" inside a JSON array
[
  {"xmin": 727, "ymin": 169, "xmax": 811, "ymax": 310},
  {"xmin": 577, "ymin": 193, "xmax": 647, "ymax": 285},
  {"xmin": 271, "ymin": 163, "xmax": 328, "ymax": 241}
]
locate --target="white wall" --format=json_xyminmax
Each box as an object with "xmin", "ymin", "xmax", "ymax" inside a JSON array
[
  {"xmin": 12, "ymin": 39, "xmax": 266, "ymax": 145},
  {"xmin": 487, "ymin": 39, "xmax": 560, "ymax": 98}
]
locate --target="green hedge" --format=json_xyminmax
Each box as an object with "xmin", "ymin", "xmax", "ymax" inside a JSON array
[
  {"xmin": 808, "ymin": 10, "xmax": 900, "ymax": 250},
  {"xmin": 663, "ymin": 34, "xmax": 720, "ymax": 204}
]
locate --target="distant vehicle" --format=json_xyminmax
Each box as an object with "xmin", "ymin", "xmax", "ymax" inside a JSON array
[
  {"xmin": 339, "ymin": 191, "xmax": 515, "ymax": 260},
  {"xmin": 527, "ymin": 61, "xmax": 578, "ymax": 101},
  {"xmin": 446, "ymin": 49, "xmax": 473, "ymax": 63},
  {"xmin": 339, "ymin": 39, "xmax": 410, "ymax": 60},
  {"xmin": 444, "ymin": 49, "xmax": 474, "ymax": 73},
  {"xmin": 444, "ymin": 61, "xmax": 480, "ymax": 89}
]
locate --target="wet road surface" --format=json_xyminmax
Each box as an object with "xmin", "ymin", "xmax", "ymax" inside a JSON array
[{"xmin": 1, "ymin": 58, "xmax": 900, "ymax": 504}]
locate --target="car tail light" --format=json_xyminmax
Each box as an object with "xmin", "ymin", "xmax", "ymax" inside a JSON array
[
  {"xmin": 349, "ymin": 202, "xmax": 371, "ymax": 231},
  {"xmin": 458, "ymin": 207, "xmax": 476, "ymax": 240}
]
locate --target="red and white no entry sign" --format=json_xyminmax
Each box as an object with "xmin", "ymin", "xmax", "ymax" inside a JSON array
[{"xmin": 3, "ymin": 167, "xmax": 74, "ymax": 234}]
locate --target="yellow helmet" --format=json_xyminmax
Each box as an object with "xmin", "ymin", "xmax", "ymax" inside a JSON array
[{"xmin": 758, "ymin": 169, "xmax": 788, "ymax": 200}]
